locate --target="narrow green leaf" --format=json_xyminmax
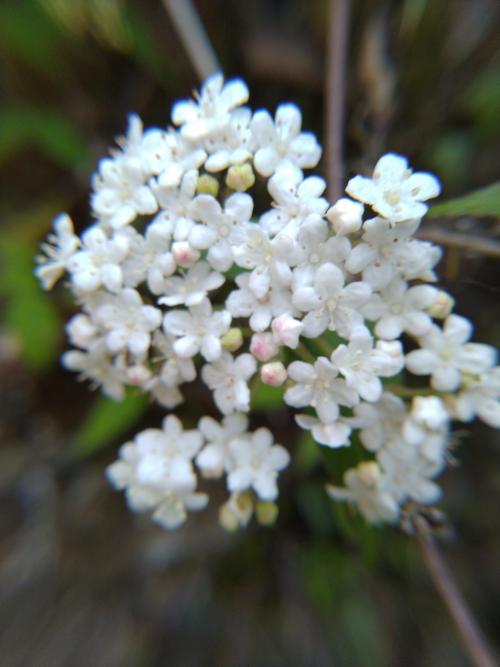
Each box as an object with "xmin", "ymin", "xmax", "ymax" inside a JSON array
[
  {"xmin": 0, "ymin": 234, "xmax": 61, "ymax": 370},
  {"xmin": 0, "ymin": 106, "xmax": 87, "ymax": 168},
  {"xmin": 73, "ymin": 391, "xmax": 149, "ymax": 457},
  {"xmin": 428, "ymin": 182, "xmax": 500, "ymax": 218}
]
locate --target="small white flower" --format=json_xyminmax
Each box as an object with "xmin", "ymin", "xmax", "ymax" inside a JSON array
[
  {"xmin": 227, "ymin": 428, "xmax": 290, "ymax": 500},
  {"xmin": 285, "ymin": 357, "xmax": 358, "ymax": 423},
  {"xmin": 251, "ymin": 104, "xmax": 321, "ymax": 176},
  {"xmin": 346, "ymin": 217, "xmax": 441, "ymax": 290},
  {"xmin": 203, "ymin": 107, "xmax": 254, "ymax": 172},
  {"xmin": 158, "ymin": 261, "xmax": 225, "ymax": 307},
  {"xmin": 450, "ymin": 366, "xmax": 500, "ymax": 428},
  {"xmin": 120, "ymin": 223, "xmax": 175, "ymax": 294},
  {"xmin": 362, "ymin": 278, "xmax": 438, "ymax": 340},
  {"xmin": 36, "ymin": 214, "xmax": 80, "ymax": 289},
  {"xmin": 346, "ymin": 153, "xmax": 441, "ymax": 223},
  {"xmin": 327, "ymin": 461, "xmax": 399, "ymax": 523},
  {"xmin": 196, "ymin": 413, "xmax": 249, "ymax": 478},
  {"xmin": 163, "ymin": 298, "xmax": 231, "ymax": 361},
  {"xmin": 94, "ymin": 288, "xmax": 162, "ymax": 356},
  {"xmin": 62, "ymin": 340, "xmax": 126, "ymax": 400},
  {"xmin": 346, "ymin": 392, "xmax": 407, "ymax": 452},
  {"xmin": 201, "ymin": 351, "xmax": 256, "ymax": 414},
  {"xmin": 106, "ymin": 415, "xmax": 207, "ymax": 530},
  {"xmin": 226, "ymin": 272, "xmax": 295, "ymax": 332},
  {"xmin": 67, "ymin": 225, "xmax": 129, "ymax": 293},
  {"xmin": 406, "ymin": 314, "xmax": 497, "ymax": 391},
  {"xmin": 172, "ymin": 73, "xmax": 249, "ymax": 141},
  {"xmin": 331, "ymin": 327, "xmax": 404, "ymax": 402},
  {"xmin": 259, "ymin": 161, "xmax": 328, "ymax": 238},
  {"xmin": 292, "ymin": 262, "xmax": 371, "ymax": 338}
]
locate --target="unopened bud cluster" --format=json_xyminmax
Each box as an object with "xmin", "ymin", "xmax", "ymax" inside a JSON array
[{"xmin": 36, "ymin": 74, "xmax": 500, "ymax": 530}]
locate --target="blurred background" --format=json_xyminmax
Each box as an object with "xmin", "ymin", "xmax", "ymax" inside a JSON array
[{"xmin": 1, "ymin": 1, "xmax": 499, "ymax": 665}]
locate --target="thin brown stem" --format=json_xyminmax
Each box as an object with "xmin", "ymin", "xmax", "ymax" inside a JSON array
[
  {"xmin": 162, "ymin": 0, "xmax": 220, "ymax": 81},
  {"xmin": 414, "ymin": 516, "xmax": 498, "ymax": 667},
  {"xmin": 326, "ymin": 0, "xmax": 351, "ymax": 203},
  {"xmin": 417, "ymin": 228, "xmax": 500, "ymax": 260}
]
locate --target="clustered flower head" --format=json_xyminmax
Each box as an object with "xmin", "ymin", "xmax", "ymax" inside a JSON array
[{"xmin": 36, "ymin": 73, "xmax": 500, "ymax": 531}]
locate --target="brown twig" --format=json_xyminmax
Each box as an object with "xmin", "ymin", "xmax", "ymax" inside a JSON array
[
  {"xmin": 414, "ymin": 516, "xmax": 498, "ymax": 667},
  {"xmin": 326, "ymin": 0, "xmax": 351, "ymax": 203},
  {"xmin": 162, "ymin": 0, "xmax": 220, "ymax": 81},
  {"xmin": 417, "ymin": 228, "xmax": 500, "ymax": 260}
]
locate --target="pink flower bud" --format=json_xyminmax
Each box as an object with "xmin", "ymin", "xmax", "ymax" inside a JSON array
[
  {"xmin": 250, "ymin": 333, "xmax": 279, "ymax": 362},
  {"xmin": 126, "ymin": 365, "xmax": 152, "ymax": 386},
  {"xmin": 271, "ymin": 314, "xmax": 303, "ymax": 349},
  {"xmin": 261, "ymin": 362, "xmax": 287, "ymax": 387},
  {"xmin": 172, "ymin": 241, "xmax": 200, "ymax": 267}
]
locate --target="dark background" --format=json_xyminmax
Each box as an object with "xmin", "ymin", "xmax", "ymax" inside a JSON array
[{"xmin": 1, "ymin": 1, "xmax": 499, "ymax": 665}]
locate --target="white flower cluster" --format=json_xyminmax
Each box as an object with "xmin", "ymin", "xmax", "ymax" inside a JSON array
[{"xmin": 36, "ymin": 74, "xmax": 500, "ymax": 530}]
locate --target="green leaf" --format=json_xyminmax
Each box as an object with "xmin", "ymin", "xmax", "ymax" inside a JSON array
[
  {"xmin": 73, "ymin": 391, "xmax": 149, "ymax": 457},
  {"xmin": 428, "ymin": 182, "xmax": 500, "ymax": 218},
  {"xmin": 0, "ymin": 0, "xmax": 68, "ymax": 79},
  {"xmin": 0, "ymin": 234, "xmax": 61, "ymax": 370},
  {"xmin": 0, "ymin": 106, "xmax": 87, "ymax": 168}
]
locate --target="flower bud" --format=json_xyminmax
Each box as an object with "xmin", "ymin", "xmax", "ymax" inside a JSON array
[
  {"xmin": 219, "ymin": 492, "xmax": 254, "ymax": 531},
  {"xmin": 196, "ymin": 174, "xmax": 220, "ymax": 197},
  {"xmin": 221, "ymin": 327, "xmax": 244, "ymax": 352},
  {"xmin": 356, "ymin": 461, "xmax": 382, "ymax": 486},
  {"xmin": 271, "ymin": 313, "xmax": 303, "ymax": 349},
  {"xmin": 256, "ymin": 501, "xmax": 279, "ymax": 526},
  {"xmin": 326, "ymin": 197, "xmax": 363, "ymax": 236},
  {"xmin": 250, "ymin": 332, "xmax": 279, "ymax": 362},
  {"xmin": 261, "ymin": 361, "xmax": 287, "ymax": 387},
  {"xmin": 225, "ymin": 163, "xmax": 255, "ymax": 192},
  {"xmin": 172, "ymin": 241, "xmax": 200, "ymax": 268},
  {"xmin": 427, "ymin": 290, "xmax": 454, "ymax": 319}
]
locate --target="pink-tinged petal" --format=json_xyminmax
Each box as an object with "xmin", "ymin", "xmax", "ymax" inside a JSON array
[{"xmin": 406, "ymin": 349, "xmax": 438, "ymax": 375}]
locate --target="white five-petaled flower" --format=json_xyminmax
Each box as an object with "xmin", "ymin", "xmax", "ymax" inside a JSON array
[
  {"xmin": 106, "ymin": 415, "xmax": 207, "ymax": 530},
  {"xmin": 331, "ymin": 327, "xmax": 404, "ymax": 402},
  {"xmin": 94, "ymin": 288, "xmax": 162, "ymax": 356},
  {"xmin": 196, "ymin": 413, "xmax": 249, "ymax": 478},
  {"xmin": 163, "ymin": 298, "xmax": 231, "ymax": 361},
  {"xmin": 251, "ymin": 103, "xmax": 321, "ymax": 177},
  {"xmin": 346, "ymin": 152, "xmax": 441, "ymax": 223},
  {"xmin": 406, "ymin": 314, "xmax": 496, "ymax": 391},
  {"xmin": 292, "ymin": 262, "xmax": 371, "ymax": 338},
  {"xmin": 285, "ymin": 357, "xmax": 358, "ymax": 423},
  {"xmin": 201, "ymin": 352, "xmax": 256, "ymax": 414},
  {"xmin": 158, "ymin": 261, "xmax": 224, "ymax": 307},
  {"xmin": 227, "ymin": 428, "xmax": 290, "ymax": 500},
  {"xmin": 172, "ymin": 73, "xmax": 249, "ymax": 141}
]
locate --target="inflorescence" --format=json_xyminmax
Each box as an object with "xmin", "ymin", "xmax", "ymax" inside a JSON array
[{"xmin": 36, "ymin": 74, "xmax": 500, "ymax": 531}]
